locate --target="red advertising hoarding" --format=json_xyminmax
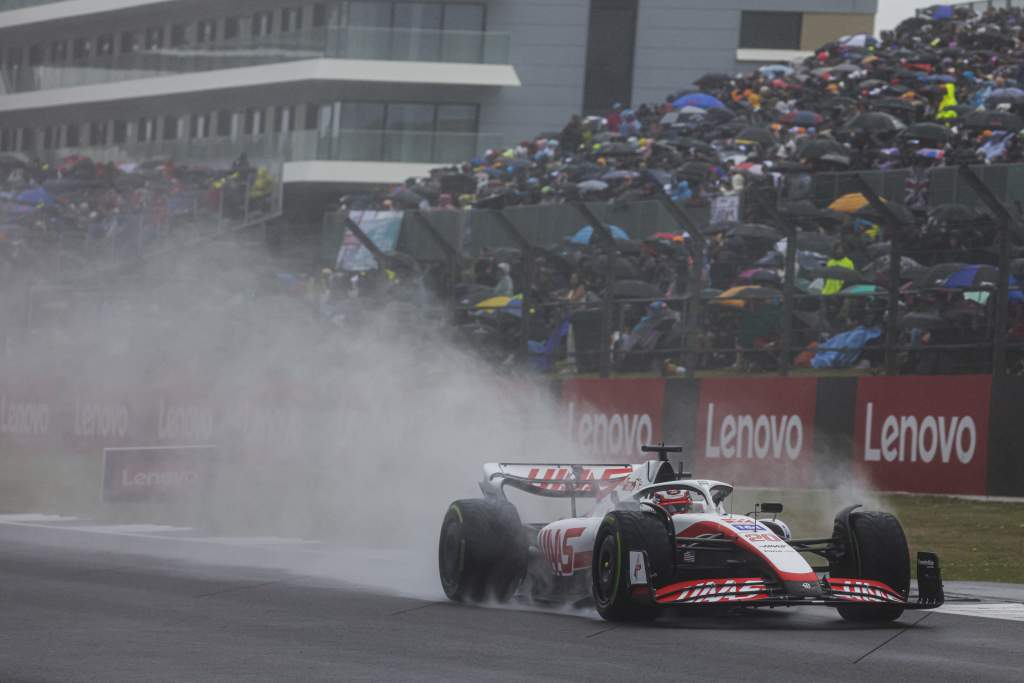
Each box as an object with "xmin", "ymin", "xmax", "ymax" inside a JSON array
[
  {"xmin": 696, "ymin": 377, "xmax": 818, "ymax": 488},
  {"xmin": 853, "ymin": 375, "xmax": 990, "ymax": 495},
  {"xmin": 102, "ymin": 446, "xmax": 217, "ymax": 503},
  {"xmin": 561, "ymin": 378, "xmax": 665, "ymax": 461}
]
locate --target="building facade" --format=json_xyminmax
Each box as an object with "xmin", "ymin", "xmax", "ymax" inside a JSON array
[{"xmin": 0, "ymin": 0, "xmax": 877, "ymax": 192}]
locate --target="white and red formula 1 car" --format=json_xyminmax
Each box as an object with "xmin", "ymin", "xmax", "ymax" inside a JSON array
[{"xmin": 438, "ymin": 445, "xmax": 944, "ymax": 622}]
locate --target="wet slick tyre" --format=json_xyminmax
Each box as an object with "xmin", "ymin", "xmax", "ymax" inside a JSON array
[
  {"xmin": 592, "ymin": 511, "xmax": 673, "ymax": 622},
  {"xmin": 834, "ymin": 511, "xmax": 911, "ymax": 623},
  {"xmin": 438, "ymin": 499, "xmax": 527, "ymax": 603}
]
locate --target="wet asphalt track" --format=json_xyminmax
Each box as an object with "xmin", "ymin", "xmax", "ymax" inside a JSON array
[{"xmin": 1, "ymin": 530, "xmax": 1022, "ymax": 682}]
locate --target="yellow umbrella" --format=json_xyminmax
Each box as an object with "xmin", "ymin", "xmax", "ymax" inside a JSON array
[
  {"xmin": 475, "ymin": 296, "xmax": 514, "ymax": 310},
  {"xmin": 828, "ymin": 192, "xmax": 871, "ymax": 213},
  {"xmin": 709, "ymin": 285, "xmax": 771, "ymax": 309}
]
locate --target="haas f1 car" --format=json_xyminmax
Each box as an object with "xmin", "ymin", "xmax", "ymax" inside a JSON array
[{"xmin": 438, "ymin": 445, "xmax": 944, "ymax": 622}]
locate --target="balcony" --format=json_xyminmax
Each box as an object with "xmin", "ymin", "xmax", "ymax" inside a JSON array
[
  {"xmin": 34, "ymin": 128, "xmax": 502, "ymax": 169},
  {"xmin": 0, "ymin": 26, "xmax": 512, "ymax": 94}
]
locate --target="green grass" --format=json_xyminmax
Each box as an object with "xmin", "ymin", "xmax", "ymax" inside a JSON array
[{"xmin": 730, "ymin": 489, "xmax": 1024, "ymax": 584}]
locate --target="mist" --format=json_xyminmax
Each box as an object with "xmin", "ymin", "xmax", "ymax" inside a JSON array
[{"xmin": 0, "ymin": 237, "xmax": 585, "ymax": 598}]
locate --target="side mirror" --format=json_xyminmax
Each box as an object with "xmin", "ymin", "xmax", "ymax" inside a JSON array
[{"xmin": 756, "ymin": 502, "xmax": 784, "ymax": 515}]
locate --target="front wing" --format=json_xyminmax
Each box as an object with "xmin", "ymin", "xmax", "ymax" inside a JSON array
[{"xmin": 648, "ymin": 553, "xmax": 944, "ymax": 609}]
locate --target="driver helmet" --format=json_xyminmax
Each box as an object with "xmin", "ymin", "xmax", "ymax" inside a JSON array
[{"xmin": 652, "ymin": 489, "xmax": 694, "ymax": 514}]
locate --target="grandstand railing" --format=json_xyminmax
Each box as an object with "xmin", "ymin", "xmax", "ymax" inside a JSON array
[
  {"xmin": 0, "ymin": 26, "xmax": 512, "ymax": 94},
  {"xmin": 37, "ymin": 129, "xmax": 503, "ymax": 168}
]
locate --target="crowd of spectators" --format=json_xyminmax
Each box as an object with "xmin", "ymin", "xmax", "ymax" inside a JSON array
[
  {"xmin": 0, "ymin": 151, "xmax": 274, "ymax": 282},
  {"xmin": 325, "ymin": 4, "xmax": 1024, "ymax": 376}
]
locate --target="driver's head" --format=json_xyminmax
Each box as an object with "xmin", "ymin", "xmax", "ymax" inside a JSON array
[{"xmin": 652, "ymin": 489, "xmax": 693, "ymax": 514}]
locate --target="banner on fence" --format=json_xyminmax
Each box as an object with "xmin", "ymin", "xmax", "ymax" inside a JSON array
[
  {"xmin": 852, "ymin": 375, "xmax": 990, "ymax": 494},
  {"xmin": 695, "ymin": 377, "xmax": 819, "ymax": 487},
  {"xmin": 102, "ymin": 446, "xmax": 217, "ymax": 503},
  {"xmin": 562, "ymin": 378, "xmax": 664, "ymax": 460},
  {"xmin": 337, "ymin": 210, "xmax": 403, "ymax": 271}
]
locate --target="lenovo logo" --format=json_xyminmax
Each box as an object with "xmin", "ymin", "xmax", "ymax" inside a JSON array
[
  {"xmin": 566, "ymin": 402, "xmax": 653, "ymax": 456},
  {"xmin": 704, "ymin": 403, "xmax": 803, "ymax": 460},
  {"xmin": 862, "ymin": 402, "xmax": 977, "ymax": 465}
]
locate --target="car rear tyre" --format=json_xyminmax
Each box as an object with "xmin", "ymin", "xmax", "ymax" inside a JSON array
[
  {"xmin": 592, "ymin": 510, "xmax": 673, "ymax": 622},
  {"xmin": 438, "ymin": 499, "xmax": 528, "ymax": 603},
  {"xmin": 832, "ymin": 510, "xmax": 910, "ymax": 623}
]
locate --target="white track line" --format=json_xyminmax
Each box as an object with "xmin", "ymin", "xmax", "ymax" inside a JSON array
[{"xmin": 935, "ymin": 603, "xmax": 1024, "ymax": 622}]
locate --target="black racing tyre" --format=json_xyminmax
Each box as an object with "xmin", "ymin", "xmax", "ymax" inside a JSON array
[
  {"xmin": 438, "ymin": 499, "xmax": 528, "ymax": 603},
  {"xmin": 591, "ymin": 510, "xmax": 674, "ymax": 622},
  {"xmin": 832, "ymin": 511, "xmax": 911, "ymax": 623}
]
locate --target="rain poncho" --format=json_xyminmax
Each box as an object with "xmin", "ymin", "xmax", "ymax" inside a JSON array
[
  {"xmin": 936, "ymin": 83, "xmax": 958, "ymax": 120},
  {"xmin": 822, "ymin": 256, "xmax": 855, "ymax": 296},
  {"xmin": 811, "ymin": 326, "xmax": 883, "ymax": 368}
]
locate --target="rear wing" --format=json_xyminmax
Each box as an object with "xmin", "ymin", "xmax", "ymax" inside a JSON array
[{"xmin": 480, "ymin": 463, "xmax": 637, "ymax": 499}]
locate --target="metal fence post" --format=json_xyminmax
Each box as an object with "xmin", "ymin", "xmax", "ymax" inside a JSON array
[
  {"xmin": 574, "ymin": 202, "xmax": 619, "ymax": 378},
  {"xmin": 853, "ymin": 175, "xmax": 907, "ymax": 376}
]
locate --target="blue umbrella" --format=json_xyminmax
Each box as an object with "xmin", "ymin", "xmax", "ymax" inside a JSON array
[
  {"xmin": 570, "ymin": 224, "xmax": 630, "ymax": 245},
  {"xmin": 672, "ymin": 93, "xmax": 725, "ymax": 110},
  {"xmin": 17, "ymin": 186, "xmax": 55, "ymax": 207},
  {"xmin": 759, "ymin": 64, "xmax": 794, "ymax": 77}
]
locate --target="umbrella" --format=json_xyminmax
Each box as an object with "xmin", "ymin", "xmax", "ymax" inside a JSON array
[
  {"xmin": 738, "ymin": 268, "xmax": 782, "ymax": 286},
  {"xmin": 647, "ymin": 231, "xmax": 684, "ymax": 243},
  {"xmin": 794, "ymin": 232, "xmax": 838, "ymax": 255},
  {"xmin": 474, "ymin": 295, "xmax": 515, "ymax": 311},
  {"xmin": 575, "ymin": 179, "xmax": 609, "ymax": 194},
  {"xmin": 839, "ymin": 34, "xmax": 876, "ymax": 49},
  {"xmin": 727, "ymin": 223, "xmax": 783, "ymax": 241},
  {"xmin": 760, "ymin": 64, "xmax": 794, "ymax": 77},
  {"xmin": 678, "ymin": 161, "xmax": 713, "ymax": 182},
  {"xmin": 798, "ymin": 138, "xmax": 849, "ymax": 162},
  {"xmin": 672, "ymin": 93, "xmax": 726, "ymax": 110},
  {"xmin": 862, "ymin": 255, "xmax": 923, "ymax": 275},
  {"xmin": 829, "ymin": 192, "xmax": 872, "ymax": 213},
  {"xmin": 987, "ymin": 87, "xmax": 1024, "ymax": 107},
  {"xmin": 900, "ymin": 122, "xmax": 953, "ymax": 145},
  {"xmin": 781, "ymin": 110, "xmax": 824, "ymax": 127},
  {"xmin": 914, "ymin": 262, "xmax": 969, "ymax": 288},
  {"xmin": 844, "ymin": 112, "xmax": 907, "ymax": 133},
  {"xmin": 840, "ymin": 284, "xmax": 883, "ymax": 297},
  {"xmin": 928, "ymin": 204, "xmax": 987, "ymax": 228},
  {"xmin": 735, "ymin": 127, "xmax": 775, "ymax": 146},
  {"xmin": 941, "ymin": 265, "xmax": 1000, "ymax": 289},
  {"xmin": 601, "ymin": 170, "xmax": 640, "ymax": 181},
  {"xmin": 16, "ymin": 186, "xmax": 56, "ymax": 206},
  {"xmin": 964, "ymin": 110, "xmax": 1023, "ymax": 131},
  {"xmin": 900, "ymin": 312, "xmax": 947, "ymax": 331},
  {"xmin": 570, "ymin": 224, "xmax": 629, "ymax": 245},
  {"xmin": 711, "ymin": 286, "xmax": 782, "ymax": 309}
]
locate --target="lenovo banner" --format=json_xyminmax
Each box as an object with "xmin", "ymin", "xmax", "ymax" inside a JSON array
[
  {"xmin": 102, "ymin": 446, "xmax": 217, "ymax": 503},
  {"xmin": 853, "ymin": 375, "xmax": 990, "ymax": 495},
  {"xmin": 562, "ymin": 378, "xmax": 664, "ymax": 461},
  {"xmin": 696, "ymin": 378, "xmax": 819, "ymax": 488}
]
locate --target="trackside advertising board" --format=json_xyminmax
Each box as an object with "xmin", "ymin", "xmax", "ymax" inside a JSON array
[
  {"xmin": 562, "ymin": 378, "xmax": 665, "ymax": 460},
  {"xmin": 102, "ymin": 446, "xmax": 217, "ymax": 503},
  {"xmin": 853, "ymin": 375, "xmax": 991, "ymax": 495},
  {"xmin": 695, "ymin": 377, "xmax": 819, "ymax": 488}
]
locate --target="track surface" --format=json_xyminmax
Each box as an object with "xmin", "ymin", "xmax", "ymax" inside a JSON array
[{"xmin": 1, "ymin": 528, "xmax": 1022, "ymax": 682}]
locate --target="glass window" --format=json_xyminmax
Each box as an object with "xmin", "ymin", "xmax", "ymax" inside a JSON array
[
  {"xmin": 244, "ymin": 108, "xmax": 264, "ymax": 136},
  {"xmin": 97, "ymin": 34, "xmax": 114, "ymax": 57},
  {"xmin": 73, "ymin": 37, "xmax": 92, "ymax": 60},
  {"xmin": 252, "ymin": 11, "xmax": 274, "ymax": 37},
  {"xmin": 121, "ymin": 32, "xmax": 139, "ymax": 54},
  {"xmin": 224, "ymin": 17, "xmax": 240, "ymax": 40},
  {"xmin": 340, "ymin": 102, "xmax": 386, "ymax": 130},
  {"xmin": 89, "ymin": 121, "xmax": 108, "ymax": 145},
  {"xmin": 196, "ymin": 20, "xmax": 217, "ymax": 44},
  {"xmin": 282, "ymin": 7, "xmax": 303, "ymax": 32},
  {"xmin": 112, "ymin": 120, "xmax": 127, "ymax": 144},
  {"xmin": 145, "ymin": 27, "xmax": 164, "ymax": 50},
  {"xmin": 312, "ymin": 3, "xmax": 327, "ymax": 27},
  {"xmin": 436, "ymin": 104, "xmax": 477, "ymax": 133},
  {"xmin": 443, "ymin": 4, "xmax": 484, "ymax": 31},
  {"xmin": 19, "ymin": 128, "xmax": 34, "ymax": 152},
  {"xmin": 303, "ymin": 103, "xmax": 319, "ymax": 130},
  {"xmin": 274, "ymin": 105, "xmax": 295, "ymax": 132},
  {"xmin": 349, "ymin": 1, "xmax": 392, "ymax": 27},
  {"xmin": 394, "ymin": 3, "xmax": 443, "ymax": 30},
  {"xmin": 170, "ymin": 24, "xmax": 187, "ymax": 48},
  {"xmin": 0, "ymin": 129, "xmax": 11, "ymax": 153},
  {"xmin": 163, "ymin": 115, "xmax": 178, "ymax": 140},
  {"xmin": 42, "ymin": 126, "xmax": 57, "ymax": 150},
  {"xmin": 191, "ymin": 113, "xmax": 210, "ymax": 139},
  {"xmin": 65, "ymin": 124, "xmax": 79, "ymax": 147},
  {"xmin": 215, "ymin": 110, "xmax": 232, "ymax": 137},
  {"xmin": 49, "ymin": 41, "xmax": 67, "ymax": 63},
  {"xmin": 137, "ymin": 117, "xmax": 156, "ymax": 142},
  {"xmin": 739, "ymin": 11, "xmax": 802, "ymax": 50},
  {"xmin": 6, "ymin": 47, "xmax": 22, "ymax": 69},
  {"xmin": 28, "ymin": 44, "xmax": 43, "ymax": 66}
]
